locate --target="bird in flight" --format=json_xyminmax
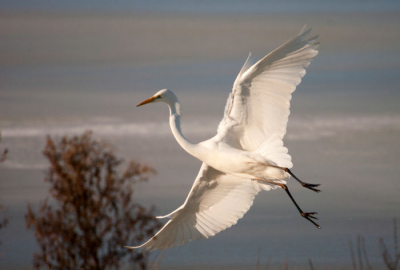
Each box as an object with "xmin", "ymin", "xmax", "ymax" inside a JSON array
[{"xmin": 128, "ymin": 26, "xmax": 320, "ymax": 251}]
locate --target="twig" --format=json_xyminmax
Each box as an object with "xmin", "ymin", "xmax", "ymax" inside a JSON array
[
  {"xmin": 0, "ymin": 149, "xmax": 7, "ymax": 162},
  {"xmin": 395, "ymin": 219, "xmax": 398, "ymax": 256},
  {"xmin": 265, "ymin": 257, "xmax": 271, "ymax": 270},
  {"xmin": 380, "ymin": 218, "xmax": 400, "ymax": 270},
  {"xmin": 308, "ymin": 258, "xmax": 315, "ymax": 270},
  {"xmin": 393, "ymin": 218, "xmax": 399, "ymax": 270},
  {"xmin": 380, "ymin": 238, "xmax": 394, "ymax": 270},
  {"xmin": 283, "ymin": 259, "xmax": 288, "ymax": 270},
  {"xmin": 361, "ymin": 236, "xmax": 372, "ymax": 270},
  {"xmin": 357, "ymin": 235, "xmax": 364, "ymax": 270},
  {"xmin": 349, "ymin": 240, "xmax": 358, "ymax": 270}
]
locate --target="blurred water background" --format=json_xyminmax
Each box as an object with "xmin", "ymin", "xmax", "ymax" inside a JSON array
[{"xmin": 1, "ymin": 1, "xmax": 400, "ymax": 269}]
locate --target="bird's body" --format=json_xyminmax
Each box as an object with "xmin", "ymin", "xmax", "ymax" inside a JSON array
[
  {"xmin": 166, "ymin": 91, "xmax": 290, "ymax": 181},
  {"xmin": 128, "ymin": 26, "xmax": 320, "ymax": 251}
]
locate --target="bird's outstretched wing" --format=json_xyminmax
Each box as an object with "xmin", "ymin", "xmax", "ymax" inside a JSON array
[
  {"xmin": 125, "ymin": 163, "xmax": 259, "ymax": 251},
  {"xmin": 217, "ymin": 26, "xmax": 319, "ymax": 151}
]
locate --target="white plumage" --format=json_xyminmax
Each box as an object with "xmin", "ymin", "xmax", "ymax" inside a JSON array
[
  {"xmin": 134, "ymin": 164, "xmax": 259, "ymax": 251},
  {"xmin": 128, "ymin": 26, "xmax": 320, "ymax": 251}
]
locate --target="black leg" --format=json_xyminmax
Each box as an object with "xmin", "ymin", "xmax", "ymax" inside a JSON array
[
  {"xmin": 278, "ymin": 183, "xmax": 321, "ymax": 229},
  {"xmin": 254, "ymin": 178, "xmax": 321, "ymax": 229},
  {"xmin": 271, "ymin": 166, "xmax": 321, "ymax": 193}
]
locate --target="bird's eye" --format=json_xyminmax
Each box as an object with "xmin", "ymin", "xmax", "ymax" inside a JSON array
[{"xmin": 156, "ymin": 95, "xmax": 162, "ymax": 99}]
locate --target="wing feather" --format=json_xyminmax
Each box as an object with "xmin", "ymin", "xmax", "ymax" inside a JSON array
[
  {"xmin": 125, "ymin": 163, "xmax": 259, "ymax": 250},
  {"xmin": 217, "ymin": 26, "xmax": 319, "ymax": 151}
]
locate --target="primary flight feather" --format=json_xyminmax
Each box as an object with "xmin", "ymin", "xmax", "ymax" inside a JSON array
[{"xmin": 128, "ymin": 26, "xmax": 320, "ymax": 251}]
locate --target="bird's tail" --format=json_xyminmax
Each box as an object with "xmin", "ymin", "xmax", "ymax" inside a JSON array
[
  {"xmin": 252, "ymin": 134, "xmax": 293, "ymax": 191},
  {"xmin": 254, "ymin": 133, "xmax": 293, "ymax": 169}
]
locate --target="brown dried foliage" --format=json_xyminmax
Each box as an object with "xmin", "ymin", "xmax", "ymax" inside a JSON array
[{"xmin": 25, "ymin": 131, "xmax": 161, "ymax": 270}]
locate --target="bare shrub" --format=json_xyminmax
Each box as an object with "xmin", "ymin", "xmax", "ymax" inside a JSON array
[
  {"xmin": 0, "ymin": 132, "xmax": 7, "ymax": 163},
  {"xmin": 349, "ymin": 235, "xmax": 372, "ymax": 270},
  {"xmin": 0, "ymin": 201, "xmax": 7, "ymax": 250},
  {"xmin": 0, "ymin": 131, "xmax": 9, "ymax": 249},
  {"xmin": 380, "ymin": 219, "xmax": 399, "ymax": 270},
  {"xmin": 26, "ymin": 131, "xmax": 161, "ymax": 270}
]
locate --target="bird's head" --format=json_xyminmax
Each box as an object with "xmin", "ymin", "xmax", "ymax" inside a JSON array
[{"xmin": 137, "ymin": 89, "xmax": 178, "ymax": 107}]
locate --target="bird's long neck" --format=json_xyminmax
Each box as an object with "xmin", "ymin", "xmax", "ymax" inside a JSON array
[{"xmin": 168, "ymin": 101, "xmax": 204, "ymax": 159}]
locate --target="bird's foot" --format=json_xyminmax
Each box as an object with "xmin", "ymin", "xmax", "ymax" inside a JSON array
[
  {"xmin": 283, "ymin": 168, "xmax": 321, "ymax": 193},
  {"xmin": 301, "ymin": 212, "xmax": 321, "ymax": 229},
  {"xmin": 301, "ymin": 182, "xmax": 321, "ymax": 193}
]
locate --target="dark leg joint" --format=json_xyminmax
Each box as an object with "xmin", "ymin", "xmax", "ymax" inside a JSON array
[
  {"xmin": 256, "ymin": 176, "xmax": 322, "ymax": 229},
  {"xmin": 285, "ymin": 168, "xmax": 321, "ymax": 193},
  {"xmin": 279, "ymin": 184, "xmax": 287, "ymax": 190},
  {"xmin": 280, "ymin": 182, "xmax": 321, "ymax": 229}
]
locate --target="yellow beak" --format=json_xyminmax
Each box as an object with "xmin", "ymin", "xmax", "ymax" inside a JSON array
[{"xmin": 137, "ymin": 96, "xmax": 157, "ymax": 107}]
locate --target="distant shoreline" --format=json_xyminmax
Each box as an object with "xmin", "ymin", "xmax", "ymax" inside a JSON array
[{"xmin": 1, "ymin": 11, "xmax": 399, "ymax": 68}]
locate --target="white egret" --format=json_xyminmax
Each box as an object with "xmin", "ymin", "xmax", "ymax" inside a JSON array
[{"xmin": 128, "ymin": 26, "xmax": 320, "ymax": 251}]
